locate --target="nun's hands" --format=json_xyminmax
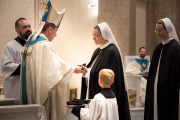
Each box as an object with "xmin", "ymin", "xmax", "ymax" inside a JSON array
[
  {"xmin": 81, "ymin": 66, "xmax": 88, "ymax": 73},
  {"xmin": 74, "ymin": 66, "xmax": 87, "ymax": 74},
  {"xmin": 74, "ymin": 66, "xmax": 83, "ymax": 74}
]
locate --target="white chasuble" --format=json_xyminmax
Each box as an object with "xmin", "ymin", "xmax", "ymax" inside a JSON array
[
  {"xmin": 80, "ymin": 93, "xmax": 119, "ymax": 120},
  {"xmin": 126, "ymin": 59, "xmax": 150, "ymax": 103},
  {"xmin": 20, "ymin": 34, "xmax": 74, "ymax": 120}
]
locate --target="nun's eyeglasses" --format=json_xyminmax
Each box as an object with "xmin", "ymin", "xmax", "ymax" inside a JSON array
[
  {"xmin": 92, "ymin": 34, "xmax": 99, "ymax": 38},
  {"xmin": 154, "ymin": 29, "xmax": 164, "ymax": 33}
]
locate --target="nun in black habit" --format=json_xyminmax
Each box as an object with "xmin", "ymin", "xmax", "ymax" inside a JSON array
[
  {"xmin": 80, "ymin": 22, "xmax": 131, "ymax": 120},
  {"xmin": 144, "ymin": 18, "xmax": 180, "ymax": 120}
]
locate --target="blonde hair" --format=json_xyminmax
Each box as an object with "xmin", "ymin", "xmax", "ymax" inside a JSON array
[{"xmin": 99, "ymin": 69, "xmax": 115, "ymax": 86}]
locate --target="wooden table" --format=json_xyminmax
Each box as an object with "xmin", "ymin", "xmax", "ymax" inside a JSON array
[
  {"xmin": 69, "ymin": 88, "xmax": 77, "ymax": 101},
  {"xmin": 126, "ymin": 75, "xmax": 142, "ymax": 107},
  {"xmin": 0, "ymin": 85, "xmax": 3, "ymax": 95}
]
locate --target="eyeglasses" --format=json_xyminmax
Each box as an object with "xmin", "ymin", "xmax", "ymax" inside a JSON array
[
  {"xmin": 92, "ymin": 34, "xmax": 99, "ymax": 38},
  {"xmin": 154, "ymin": 29, "xmax": 164, "ymax": 33}
]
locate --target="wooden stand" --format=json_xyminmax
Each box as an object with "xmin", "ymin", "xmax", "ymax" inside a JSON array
[
  {"xmin": 69, "ymin": 88, "xmax": 77, "ymax": 101},
  {"xmin": 0, "ymin": 85, "xmax": 3, "ymax": 95},
  {"xmin": 0, "ymin": 76, "xmax": 3, "ymax": 95}
]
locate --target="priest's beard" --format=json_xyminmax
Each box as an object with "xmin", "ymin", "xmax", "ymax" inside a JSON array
[
  {"xmin": 140, "ymin": 54, "xmax": 145, "ymax": 59},
  {"xmin": 19, "ymin": 30, "xmax": 32, "ymax": 39}
]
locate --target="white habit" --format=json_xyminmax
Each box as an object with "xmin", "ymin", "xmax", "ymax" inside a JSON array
[
  {"xmin": 80, "ymin": 93, "xmax": 119, "ymax": 120},
  {"xmin": 0, "ymin": 40, "xmax": 22, "ymax": 99},
  {"xmin": 126, "ymin": 57, "xmax": 150, "ymax": 103}
]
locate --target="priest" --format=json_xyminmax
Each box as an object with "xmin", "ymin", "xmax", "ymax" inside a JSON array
[
  {"xmin": 20, "ymin": 1, "xmax": 85, "ymax": 120},
  {"xmin": 0, "ymin": 17, "xmax": 32, "ymax": 99},
  {"xmin": 126, "ymin": 47, "xmax": 150, "ymax": 103},
  {"xmin": 144, "ymin": 18, "xmax": 180, "ymax": 120}
]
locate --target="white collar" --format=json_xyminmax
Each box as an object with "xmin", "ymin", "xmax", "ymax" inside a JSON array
[
  {"xmin": 99, "ymin": 43, "xmax": 110, "ymax": 49},
  {"xmin": 135, "ymin": 56, "xmax": 147, "ymax": 60},
  {"xmin": 162, "ymin": 38, "xmax": 173, "ymax": 45},
  {"xmin": 40, "ymin": 33, "xmax": 48, "ymax": 40}
]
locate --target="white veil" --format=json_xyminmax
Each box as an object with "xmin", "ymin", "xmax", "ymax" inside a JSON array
[
  {"xmin": 161, "ymin": 17, "xmax": 179, "ymax": 43},
  {"xmin": 97, "ymin": 22, "xmax": 128, "ymax": 91}
]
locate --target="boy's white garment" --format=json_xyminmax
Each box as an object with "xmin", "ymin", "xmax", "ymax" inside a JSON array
[{"xmin": 80, "ymin": 93, "xmax": 119, "ymax": 120}]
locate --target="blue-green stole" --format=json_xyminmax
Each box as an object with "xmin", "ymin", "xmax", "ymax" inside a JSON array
[
  {"xmin": 21, "ymin": 35, "xmax": 47, "ymax": 104},
  {"xmin": 134, "ymin": 58, "xmax": 149, "ymax": 79}
]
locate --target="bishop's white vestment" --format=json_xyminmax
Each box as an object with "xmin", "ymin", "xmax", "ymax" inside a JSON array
[
  {"xmin": 126, "ymin": 57, "xmax": 150, "ymax": 103},
  {"xmin": 20, "ymin": 34, "xmax": 74, "ymax": 120}
]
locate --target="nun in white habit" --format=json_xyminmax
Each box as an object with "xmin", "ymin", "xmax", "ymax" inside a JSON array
[
  {"xmin": 80, "ymin": 22, "xmax": 131, "ymax": 120},
  {"xmin": 144, "ymin": 18, "xmax": 180, "ymax": 120}
]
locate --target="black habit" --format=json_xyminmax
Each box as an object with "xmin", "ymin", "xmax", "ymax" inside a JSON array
[
  {"xmin": 81, "ymin": 44, "xmax": 131, "ymax": 120},
  {"xmin": 144, "ymin": 39, "xmax": 180, "ymax": 120}
]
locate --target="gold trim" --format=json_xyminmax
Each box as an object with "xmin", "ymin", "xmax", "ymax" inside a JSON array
[
  {"xmin": 47, "ymin": 6, "xmax": 52, "ymax": 22},
  {"xmin": 21, "ymin": 52, "xmax": 24, "ymax": 56},
  {"xmin": 145, "ymin": 62, "xmax": 150, "ymax": 71},
  {"xmin": 29, "ymin": 40, "xmax": 49, "ymax": 47},
  {"xmin": 133, "ymin": 60, "xmax": 149, "ymax": 72},
  {"xmin": 26, "ymin": 52, "xmax": 32, "ymax": 56},
  {"xmin": 134, "ymin": 60, "xmax": 144, "ymax": 71},
  {"xmin": 43, "ymin": 67, "xmax": 72, "ymax": 106},
  {"xmin": 21, "ymin": 40, "xmax": 48, "ymax": 56},
  {"xmin": 21, "ymin": 51, "xmax": 32, "ymax": 56},
  {"xmin": 137, "ymin": 0, "xmax": 147, "ymax": 3}
]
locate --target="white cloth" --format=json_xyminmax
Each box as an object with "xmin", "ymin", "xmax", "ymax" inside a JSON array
[
  {"xmin": 80, "ymin": 93, "xmax": 119, "ymax": 120},
  {"xmin": 0, "ymin": 40, "xmax": 22, "ymax": 99},
  {"xmin": 20, "ymin": 34, "xmax": 75, "ymax": 120},
  {"xmin": 161, "ymin": 18, "xmax": 179, "ymax": 43},
  {"xmin": 126, "ymin": 58, "xmax": 150, "ymax": 103},
  {"xmin": 97, "ymin": 22, "xmax": 128, "ymax": 91}
]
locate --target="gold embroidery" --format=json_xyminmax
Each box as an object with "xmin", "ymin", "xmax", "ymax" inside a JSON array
[
  {"xmin": 41, "ymin": 1, "xmax": 47, "ymax": 6},
  {"xmin": 142, "ymin": 63, "xmax": 146, "ymax": 68},
  {"xmin": 43, "ymin": 6, "xmax": 48, "ymax": 15},
  {"xmin": 22, "ymin": 57, "xmax": 26, "ymax": 67},
  {"xmin": 24, "ymin": 45, "xmax": 27, "ymax": 53},
  {"xmin": 21, "ymin": 52, "xmax": 24, "ymax": 56}
]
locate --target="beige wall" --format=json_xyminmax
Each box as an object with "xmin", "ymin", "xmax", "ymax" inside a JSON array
[
  {"xmin": 146, "ymin": 0, "xmax": 180, "ymax": 57},
  {"xmin": 98, "ymin": 0, "xmax": 136, "ymax": 57},
  {"xmin": 136, "ymin": 0, "xmax": 146, "ymax": 55},
  {"xmin": 51, "ymin": 0, "xmax": 98, "ymax": 99},
  {"xmin": 0, "ymin": 0, "xmax": 35, "ymax": 76},
  {"xmin": 0, "ymin": 0, "xmax": 97, "ymax": 98}
]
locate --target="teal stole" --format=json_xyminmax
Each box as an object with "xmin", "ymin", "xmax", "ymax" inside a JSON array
[
  {"xmin": 134, "ymin": 58, "xmax": 149, "ymax": 80},
  {"xmin": 21, "ymin": 35, "xmax": 47, "ymax": 104}
]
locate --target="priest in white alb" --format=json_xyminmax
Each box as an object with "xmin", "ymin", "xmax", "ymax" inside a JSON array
[
  {"xmin": 126, "ymin": 47, "xmax": 150, "ymax": 103},
  {"xmin": 0, "ymin": 18, "xmax": 32, "ymax": 99},
  {"xmin": 20, "ymin": 1, "xmax": 85, "ymax": 120}
]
